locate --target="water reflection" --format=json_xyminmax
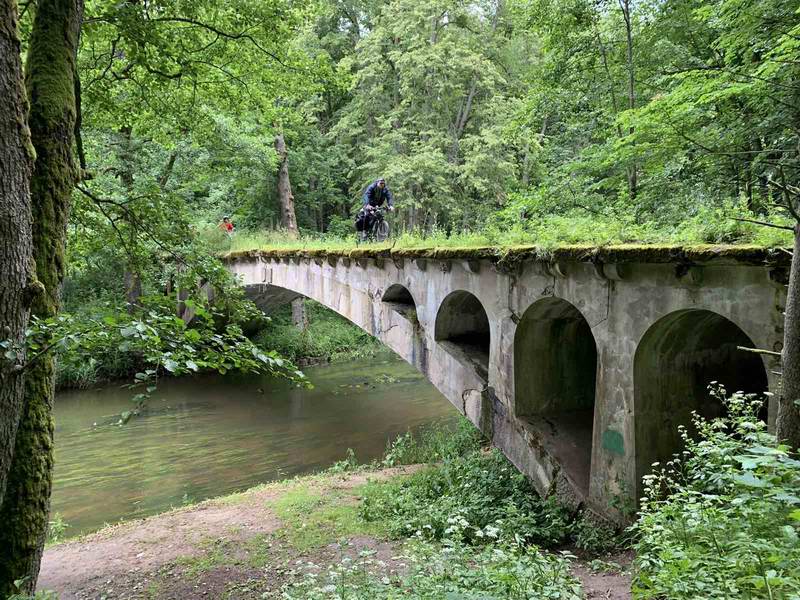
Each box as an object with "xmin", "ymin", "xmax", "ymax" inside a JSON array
[{"xmin": 52, "ymin": 354, "xmax": 457, "ymax": 536}]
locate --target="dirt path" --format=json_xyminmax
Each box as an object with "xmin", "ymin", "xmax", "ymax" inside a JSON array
[{"xmin": 39, "ymin": 468, "xmax": 631, "ymax": 599}]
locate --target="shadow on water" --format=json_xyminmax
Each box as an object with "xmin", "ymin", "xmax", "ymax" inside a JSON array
[{"xmin": 52, "ymin": 353, "xmax": 457, "ymax": 536}]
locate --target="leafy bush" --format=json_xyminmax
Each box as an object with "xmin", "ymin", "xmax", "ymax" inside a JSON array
[
  {"xmin": 573, "ymin": 513, "xmax": 623, "ymax": 555},
  {"xmin": 31, "ymin": 294, "xmax": 306, "ymax": 421},
  {"xmin": 361, "ymin": 447, "xmax": 573, "ymax": 547},
  {"xmin": 56, "ymin": 347, "xmax": 139, "ymax": 389},
  {"xmin": 633, "ymin": 387, "xmax": 800, "ymax": 599},
  {"xmin": 381, "ymin": 417, "xmax": 483, "ymax": 466}
]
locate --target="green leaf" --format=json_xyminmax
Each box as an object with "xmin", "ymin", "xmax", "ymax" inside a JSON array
[
  {"xmin": 164, "ymin": 359, "xmax": 179, "ymax": 373},
  {"xmin": 734, "ymin": 473, "xmax": 768, "ymax": 488}
]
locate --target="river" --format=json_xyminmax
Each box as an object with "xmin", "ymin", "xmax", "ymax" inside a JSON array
[{"xmin": 51, "ymin": 353, "xmax": 457, "ymax": 537}]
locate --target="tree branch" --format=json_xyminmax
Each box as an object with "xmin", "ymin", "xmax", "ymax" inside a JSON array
[
  {"xmin": 737, "ymin": 346, "xmax": 782, "ymax": 357},
  {"xmin": 731, "ymin": 217, "xmax": 795, "ymax": 231},
  {"xmin": 147, "ymin": 16, "xmax": 301, "ymax": 72}
]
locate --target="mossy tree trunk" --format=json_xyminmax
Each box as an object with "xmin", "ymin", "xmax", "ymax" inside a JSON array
[
  {"xmin": 0, "ymin": 0, "xmax": 83, "ymax": 594},
  {"xmin": 0, "ymin": 0, "xmax": 35, "ymax": 511}
]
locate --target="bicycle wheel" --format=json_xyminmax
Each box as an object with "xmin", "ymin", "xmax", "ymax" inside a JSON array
[{"xmin": 375, "ymin": 220, "xmax": 390, "ymax": 242}]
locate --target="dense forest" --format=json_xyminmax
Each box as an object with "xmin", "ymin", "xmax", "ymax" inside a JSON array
[
  {"xmin": 1, "ymin": 0, "xmax": 800, "ymax": 596},
  {"xmin": 65, "ymin": 0, "xmax": 800, "ymax": 267}
]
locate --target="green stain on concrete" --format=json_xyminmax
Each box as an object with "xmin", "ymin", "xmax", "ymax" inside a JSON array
[{"xmin": 602, "ymin": 429, "xmax": 625, "ymax": 456}]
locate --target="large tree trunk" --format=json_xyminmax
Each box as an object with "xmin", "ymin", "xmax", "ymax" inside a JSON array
[
  {"xmin": 274, "ymin": 132, "xmax": 298, "ymax": 238},
  {"xmin": 777, "ymin": 225, "xmax": 800, "ymax": 448},
  {"xmin": 0, "ymin": 0, "xmax": 35, "ymax": 512},
  {"xmin": 0, "ymin": 0, "xmax": 83, "ymax": 594}
]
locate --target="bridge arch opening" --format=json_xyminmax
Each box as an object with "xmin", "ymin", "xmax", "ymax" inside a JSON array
[
  {"xmin": 634, "ymin": 309, "xmax": 769, "ymax": 498},
  {"xmin": 514, "ymin": 297, "xmax": 597, "ymax": 493},
  {"xmin": 434, "ymin": 290, "xmax": 490, "ymax": 377},
  {"xmin": 382, "ymin": 284, "xmax": 417, "ymax": 321}
]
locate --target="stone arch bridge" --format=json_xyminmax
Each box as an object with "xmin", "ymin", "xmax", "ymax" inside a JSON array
[{"xmin": 227, "ymin": 246, "xmax": 787, "ymax": 520}]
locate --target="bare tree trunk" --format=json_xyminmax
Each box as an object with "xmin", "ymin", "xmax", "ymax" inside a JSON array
[
  {"xmin": 778, "ymin": 225, "xmax": 800, "ymax": 448},
  {"xmin": 291, "ymin": 298, "xmax": 308, "ymax": 331},
  {"xmin": 0, "ymin": 0, "xmax": 35, "ymax": 513},
  {"xmin": 124, "ymin": 269, "xmax": 142, "ymax": 312},
  {"xmin": 274, "ymin": 132, "xmax": 298, "ymax": 238},
  {"xmin": 158, "ymin": 149, "xmax": 178, "ymax": 190},
  {"xmin": 0, "ymin": 0, "xmax": 83, "ymax": 594},
  {"xmin": 450, "ymin": 78, "xmax": 478, "ymax": 162}
]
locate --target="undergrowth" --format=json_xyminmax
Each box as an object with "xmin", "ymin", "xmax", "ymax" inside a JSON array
[
  {"xmin": 361, "ymin": 449, "xmax": 574, "ymax": 547},
  {"xmin": 633, "ymin": 387, "xmax": 800, "ymax": 599},
  {"xmin": 281, "ymin": 538, "xmax": 583, "ymax": 599},
  {"xmin": 253, "ymin": 299, "xmax": 381, "ymax": 363},
  {"xmin": 281, "ymin": 416, "xmax": 608, "ymax": 598}
]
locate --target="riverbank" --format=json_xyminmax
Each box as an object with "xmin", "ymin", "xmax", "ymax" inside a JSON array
[
  {"xmin": 55, "ymin": 299, "xmax": 380, "ymax": 391},
  {"xmin": 39, "ymin": 466, "xmax": 632, "ymax": 599},
  {"xmin": 253, "ymin": 300, "xmax": 382, "ymax": 366}
]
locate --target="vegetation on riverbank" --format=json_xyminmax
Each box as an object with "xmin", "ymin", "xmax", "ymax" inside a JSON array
[
  {"xmin": 254, "ymin": 300, "xmax": 382, "ymax": 365},
  {"xmin": 54, "ymin": 298, "xmax": 376, "ymax": 390},
  {"xmin": 3, "ymin": 0, "xmax": 798, "ymax": 593}
]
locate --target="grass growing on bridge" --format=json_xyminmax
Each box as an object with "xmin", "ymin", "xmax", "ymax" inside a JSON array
[
  {"xmin": 224, "ymin": 229, "xmax": 790, "ymax": 267},
  {"xmin": 219, "ymin": 207, "xmax": 792, "ymax": 260}
]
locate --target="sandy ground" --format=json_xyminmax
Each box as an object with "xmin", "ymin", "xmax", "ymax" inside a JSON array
[{"xmin": 39, "ymin": 468, "xmax": 632, "ymax": 599}]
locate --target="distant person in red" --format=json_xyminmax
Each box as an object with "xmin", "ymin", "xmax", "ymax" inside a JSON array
[{"xmin": 219, "ymin": 216, "xmax": 235, "ymax": 236}]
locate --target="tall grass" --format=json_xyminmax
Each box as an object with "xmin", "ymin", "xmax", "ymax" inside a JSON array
[{"xmin": 222, "ymin": 204, "xmax": 792, "ymax": 254}]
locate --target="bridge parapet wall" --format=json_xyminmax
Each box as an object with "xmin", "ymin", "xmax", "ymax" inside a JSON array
[{"xmin": 227, "ymin": 246, "xmax": 787, "ymax": 521}]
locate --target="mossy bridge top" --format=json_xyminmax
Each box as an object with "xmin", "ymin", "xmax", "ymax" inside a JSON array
[{"xmin": 226, "ymin": 244, "xmax": 788, "ymax": 521}]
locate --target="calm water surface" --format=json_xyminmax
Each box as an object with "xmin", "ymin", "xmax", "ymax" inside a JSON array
[{"xmin": 52, "ymin": 354, "xmax": 457, "ymax": 536}]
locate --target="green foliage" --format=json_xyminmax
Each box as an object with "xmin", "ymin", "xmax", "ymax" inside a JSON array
[
  {"xmin": 361, "ymin": 447, "xmax": 573, "ymax": 547},
  {"xmin": 6, "ymin": 587, "xmax": 57, "ymax": 600},
  {"xmin": 633, "ymin": 387, "xmax": 800, "ymax": 599},
  {"xmin": 45, "ymin": 513, "xmax": 68, "ymax": 546},
  {"xmin": 572, "ymin": 514, "xmax": 622, "ymax": 555},
  {"xmin": 380, "ymin": 417, "xmax": 484, "ymax": 467},
  {"xmin": 254, "ymin": 300, "xmax": 381, "ymax": 363},
  {"xmin": 326, "ymin": 448, "xmax": 360, "ymax": 474},
  {"xmin": 232, "ymin": 206, "xmax": 792, "ymax": 252},
  {"xmin": 270, "ymin": 483, "xmax": 385, "ymax": 551},
  {"xmin": 31, "ymin": 293, "xmax": 306, "ymax": 421},
  {"xmin": 281, "ymin": 539, "xmax": 583, "ymax": 599}
]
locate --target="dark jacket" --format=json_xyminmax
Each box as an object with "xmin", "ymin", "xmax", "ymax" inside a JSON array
[{"xmin": 362, "ymin": 181, "xmax": 394, "ymax": 208}]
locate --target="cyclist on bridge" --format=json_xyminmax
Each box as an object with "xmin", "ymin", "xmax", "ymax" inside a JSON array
[{"xmin": 357, "ymin": 177, "xmax": 394, "ymax": 241}]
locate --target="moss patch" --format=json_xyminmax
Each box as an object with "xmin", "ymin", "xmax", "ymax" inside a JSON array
[
  {"xmin": 175, "ymin": 537, "xmax": 233, "ymax": 576},
  {"xmin": 226, "ymin": 243, "xmax": 790, "ymax": 267},
  {"xmin": 269, "ymin": 483, "xmax": 386, "ymax": 551}
]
